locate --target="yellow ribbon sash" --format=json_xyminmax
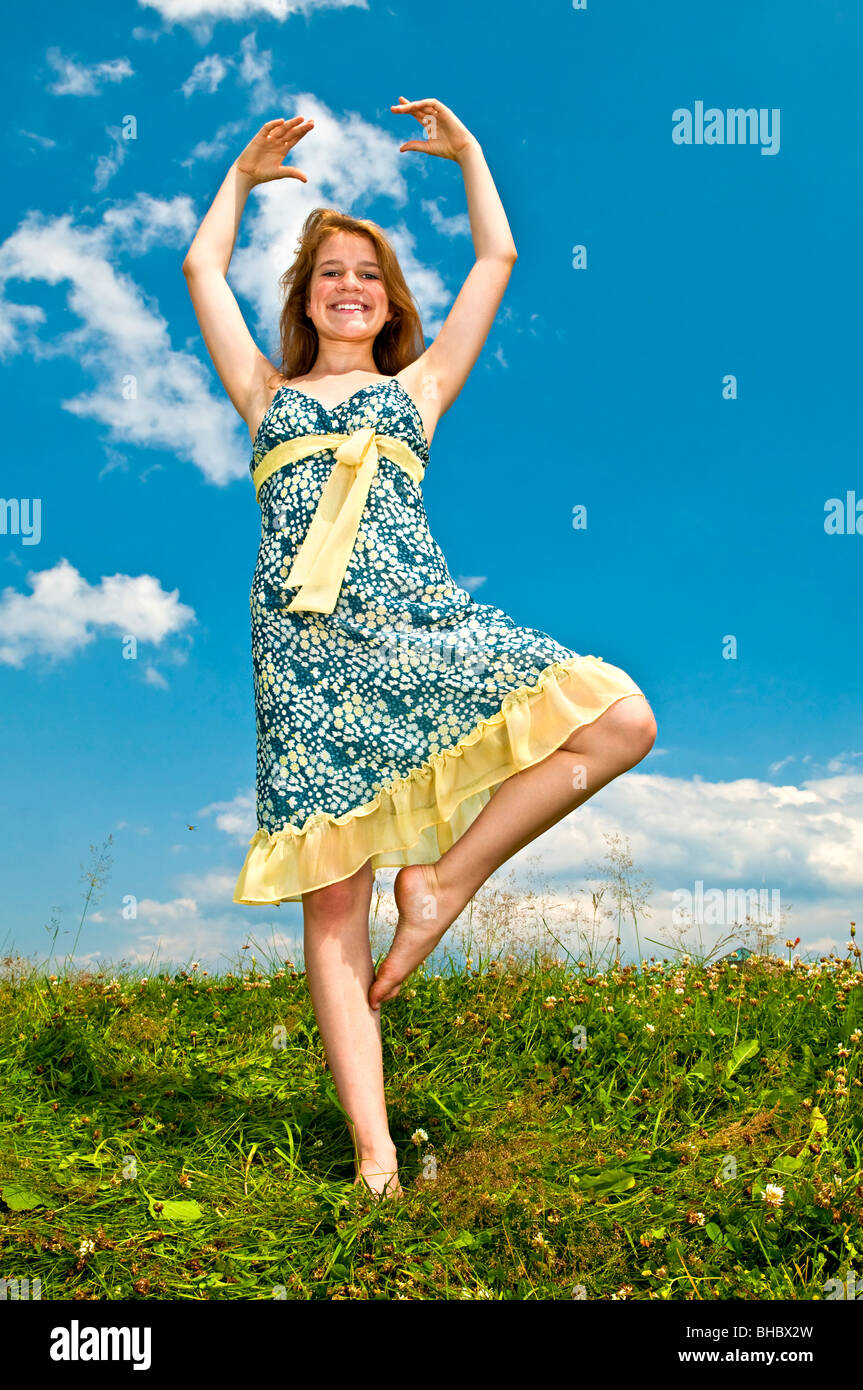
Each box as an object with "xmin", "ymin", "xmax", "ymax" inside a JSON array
[{"xmin": 252, "ymin": 426, "xmax": 426, "ymax": 615}]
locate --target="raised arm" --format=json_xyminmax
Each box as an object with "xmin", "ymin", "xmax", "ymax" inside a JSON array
[
  {"xmin": 392, "ymin": 97, "xmax": 518, "ymax": 419},
  {"xmin": 181, "ymin": 117, "xmax": 314, "ymax": 429}
]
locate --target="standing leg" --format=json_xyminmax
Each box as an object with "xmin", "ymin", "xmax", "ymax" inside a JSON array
[
  {"xmin": 369, "ymin": 693, "xmax": 657, "ymax": 1006},
  {"xmin": 302, "ymin": 860, "xmax": 402, "ymax": 1197}
]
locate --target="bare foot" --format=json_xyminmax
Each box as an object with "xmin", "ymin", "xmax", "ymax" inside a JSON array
[
  {"xmin": 368, "ymin": 862, "xmax": 467, "ymax": 1009},
  {"xmin": 353, "ymin": 1150, "xmax": 403, "ymax": 1200}
]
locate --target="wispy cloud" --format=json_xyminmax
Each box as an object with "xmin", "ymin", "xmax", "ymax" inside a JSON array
[
  {"xmin": 181, "ymin": 53, "xmax": 231, "ymax": 96},
  {"xmin": 20, "ymin": 130, "xmax": 57, "ymax": 150},
  {"xmin": 46, "ymin": 48, "xmax": 134, "ymax": 97},
  {"xmin": 93, "ymin": 127, "xmax": 130, "ymax": 191},
  {"xmin": 421, "ymin": 197, "xmax": 471, "ymax": 238}
]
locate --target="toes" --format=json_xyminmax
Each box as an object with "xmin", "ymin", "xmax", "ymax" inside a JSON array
[{"xmin": 369, "ymin": 976, "xmax": 401, "ymax": 1008}]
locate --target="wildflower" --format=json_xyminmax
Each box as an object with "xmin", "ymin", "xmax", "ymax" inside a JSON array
[
  {"xmin": 687, "ymin": 1210, "xmax": 706, "ymax": 1226},
  {"xmin": 78, "ymin": 1238, "xmax": 96, "ymax": 1256},
  {"xmin": 674, "ymin": 987, "xmax": 684, "ymax": 995},
  {"xmin": 644, "ymin": 1023, "xmax": 655, "ymax": 1033},
  {"xmin": 837, "ymin": 1044, "xmax": 850, "ymax": 1058},
  {"xmin": 454, "ymin": 1016, "xmax": 464, "ymax": 1027},
  {"xmin": 761, "ymin": 1184, "xmax": 785, "ymax": 1208},
  {"xmin": 411, "ymin": 1129, "xmax": 428, "ymax": 1145},
  {"xmin": 530, "ymin": 1232, "xmax": 548, "ymax": 1248},
  {"xmin": 708, "ymin": 1027, "xmax": 716, "ymax": 1037}
]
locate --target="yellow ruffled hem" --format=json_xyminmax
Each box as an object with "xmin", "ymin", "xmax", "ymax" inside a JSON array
[{"xmin": 232, "ymin": 652, "xmax": 644, "ymax": 905}]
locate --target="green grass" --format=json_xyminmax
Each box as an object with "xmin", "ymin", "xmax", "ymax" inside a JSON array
[{"xmin": 1, "ymin": 945, "xmax": 861, "ymax": 1301}]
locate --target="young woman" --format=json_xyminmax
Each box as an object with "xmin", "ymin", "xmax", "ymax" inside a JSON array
[{"xmin": 182, "ymin": 98, "xmax": 657, "ymax": 1198}]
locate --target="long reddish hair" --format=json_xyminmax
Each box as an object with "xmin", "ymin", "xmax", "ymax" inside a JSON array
[{"xmin": 267, "ymin": 208, "xmax": 426, "ymax": 386}]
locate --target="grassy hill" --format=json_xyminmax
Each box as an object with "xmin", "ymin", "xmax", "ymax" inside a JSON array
[{"xmin": 1, "ymin": 941, "xmax": 861, "ymax": 1300}]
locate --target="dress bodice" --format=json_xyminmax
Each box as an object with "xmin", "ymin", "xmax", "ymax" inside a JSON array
[{"xmin": 250, "ymin": 377, "xmax": 430, "ymax": 475}]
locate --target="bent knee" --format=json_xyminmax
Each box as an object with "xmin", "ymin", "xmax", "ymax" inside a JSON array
[{"xmin": 609, "ymin": 695, "xmax": 657, "ymax": 762}]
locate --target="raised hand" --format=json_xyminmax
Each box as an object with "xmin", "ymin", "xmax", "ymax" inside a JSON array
[
  {"xmin": 390, "ymin": 96, "xmax": 478, "ymax": 162},
  {"xmin": 235, "ymin": 116, "xmax": 314, "ymax": 184}
]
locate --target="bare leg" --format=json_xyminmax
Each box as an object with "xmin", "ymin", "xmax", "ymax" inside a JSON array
[
  {"xmin": 368, "ymin": 692, "xmax": 657, "ymax": 1007},
  {"xmin": 302, "ymin": 861, "xmax": 402, "ymax": 1198}
]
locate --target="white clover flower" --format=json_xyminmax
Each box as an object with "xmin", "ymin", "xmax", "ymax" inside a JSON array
[{"xmin": 761, "ymin": 1184, "xmax": 785, "ymax": 1207}]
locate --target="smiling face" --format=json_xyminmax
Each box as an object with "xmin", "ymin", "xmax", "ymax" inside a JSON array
[{"xmin": 304, "ymin": 230, "xmax": 393, "ymax": 341}]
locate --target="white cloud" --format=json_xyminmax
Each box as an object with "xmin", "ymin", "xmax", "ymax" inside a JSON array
[
  {"xmin": 456, "ymin": 575, "xmax": 487, "ymax": 593},
  {"xmin": 136, "ymin": 896, "xmax": 200, "ymax": 921},
  {"xmin": 174, "ymin": 870, "xmax": 244, "ymax": 903},
  {"xmin": 138, "ymin": 0, "xmax": 366, "ymax": 26},
  {"xmin": 20, "ymin": 130, "xmax": 57, "ymax": 150},
  {"xmin": 46, "ymin": 48, "xmax": 134, "ymax": 97},
  {"xmin": 109, "ymin": 890, "xmax": 302, "ymax": 971},
  {"xmin": 236, "ymin": 32, "xmax": 275, "ymax": 110},
  {"xmin": 181, "ymin": 53, "xmax": 230, "ymax": 96},
  {"xmin": 421, "ymin": 197, "xmax": 471, "ymax": 238},
  {"xmin": 100, "ymin": 192, "xmax": 198, "ymax": 252},
  {"xmin": 93, "ymin": 127, "xmax": 130, "ymax": 192},
  {"xmin": 0, "ymin": 558, "xmax": 195, "ymax": 668},
  {"xmin": 182, "ymin": 118, "xmax": 248, "ymax": 165},
  {"xmin": 545, "ymin": 767, "xmax": 863, "ymax": 892},
  {"xmin": 199, "ymin": 789, "xmax": 257, "ymax": 840},
  {"xmin": 0, "ymin": 197, "xmax": 245, "ymax": 483}
]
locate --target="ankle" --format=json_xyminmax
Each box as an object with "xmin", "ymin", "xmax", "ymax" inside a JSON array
[
  {"xmin": 356, "ymin": 1138, "xmax": 397, "ymax": 1163},
  {"xmin": 433, "ymin": 854, "xmax": 484, "ymax": 906}
]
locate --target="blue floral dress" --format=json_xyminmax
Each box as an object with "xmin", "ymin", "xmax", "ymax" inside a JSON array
[{"xmin": 233, "ymin": 377, "xmax": 645, "ymax": 904}]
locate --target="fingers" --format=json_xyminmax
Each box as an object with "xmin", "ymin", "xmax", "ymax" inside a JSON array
[
  {"xmin": 263, "ymin": 116, "xmax": 313, "ymax": 139},
  {"xmin": 278, "ymin": 167, "xmax": 308, "ymax": 182},
  {"xmin": 391, "ymin": 96, "xmax": 442, "ymax": 112}
]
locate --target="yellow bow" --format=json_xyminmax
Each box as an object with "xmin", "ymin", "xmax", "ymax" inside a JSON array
[{"xmin": 252, "ymin": 426, "xmax": 425, "ymax": 615}]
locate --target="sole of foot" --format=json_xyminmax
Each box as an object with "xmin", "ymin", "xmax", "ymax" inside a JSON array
[{"xmin": 368, "ymin": 862, "xmax": 465, "ymax": 1008}]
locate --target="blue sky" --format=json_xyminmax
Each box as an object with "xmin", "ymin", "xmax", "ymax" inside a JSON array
[{"xmin": 1, "ymin": 0, "xmax": 861, "ymax": 973}]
